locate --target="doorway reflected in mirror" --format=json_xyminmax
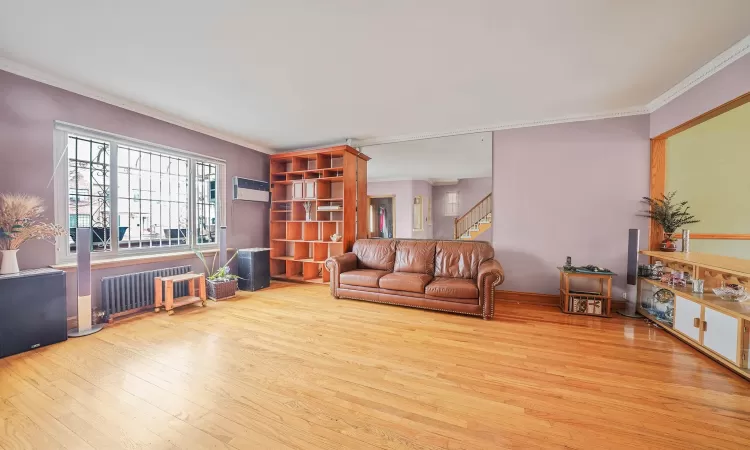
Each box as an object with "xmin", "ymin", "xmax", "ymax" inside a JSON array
[
  {"xmin": 365, "ymin": 132, "xmax": 492, "ymax": 241},
  {"xmin": 369, "ymin": 196, "xmax": 394, "ymax": 238}
]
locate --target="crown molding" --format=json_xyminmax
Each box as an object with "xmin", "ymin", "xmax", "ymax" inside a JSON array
[
  {"xmin": 0, "ymin": 56, "xmax": 274, "ymax": 154},
  {"xmin": 352, "ymin": 106, "xmax": 648, "ymax": 147},
  {"xmin": 354, "ymin": 35, "xmax": 750, "ymax": 147},
  {"xmin": 646, "ymin": 34, "xmax": 750, "ymax": 113},
  {"xmin": 4, "ymin": 34, "xmax": 748, "ymax": 152}
]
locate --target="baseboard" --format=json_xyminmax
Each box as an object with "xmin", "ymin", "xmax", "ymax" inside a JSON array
[
  {"xmin": 495, "ymin": 290, "xmax": 629, "ymax": 311},
  {"xmin": 495, "ymin": 289, "xmax": 558, "ymax": 306},
  {"xmin": 67, "ymin": 316, "xmax": 77, "ymax": 330}
]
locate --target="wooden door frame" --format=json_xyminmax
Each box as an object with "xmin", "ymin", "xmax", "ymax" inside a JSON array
[
  {"xmin": 648, "ymin": 91, "xmax": 750, "ymax": 250},
  {"xmin": 368, "ymin": 195, "xmax": 395, "ymax": 238}
]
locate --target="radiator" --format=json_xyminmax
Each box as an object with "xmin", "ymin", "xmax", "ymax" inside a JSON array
[{"xmin": 101, "ymin": 266, "xmax": 191, "ymax": 320}]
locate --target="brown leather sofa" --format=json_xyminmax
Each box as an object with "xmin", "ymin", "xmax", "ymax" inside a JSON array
[{"xmin": 325, "ymin": 239, "xmax": 504, "ymax": 320}]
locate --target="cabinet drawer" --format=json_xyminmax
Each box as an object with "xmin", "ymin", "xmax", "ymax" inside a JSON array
[
  {"xmin": 674, "ymin": 295, "xmax": 701, "ymax": 342},
  {"xmin": 703, "ymin": 307, "xmax": 740, "ymax": 365}
]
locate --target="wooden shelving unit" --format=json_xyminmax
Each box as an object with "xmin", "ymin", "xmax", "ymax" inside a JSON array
[
  {"xmin": 269, "ymin": 145, "xmax": 369, "ymax": 284},
  {"xmin": 637, "ymin": 251, "xmax": 750, "ymax": 381}
]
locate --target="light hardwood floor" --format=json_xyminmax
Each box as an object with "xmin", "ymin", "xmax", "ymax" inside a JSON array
[{"xmin": 1, "ymin": 282, "xmax": 749, "ymax": 450}]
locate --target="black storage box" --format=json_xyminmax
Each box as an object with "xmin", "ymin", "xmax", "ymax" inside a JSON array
[
  {"xmin": 237, "ymin": 248, "xmax": 270, "ymax": 291},
  {"xmin": 0, "ymin": 268, "xmax": 67, "ymax": 358}
]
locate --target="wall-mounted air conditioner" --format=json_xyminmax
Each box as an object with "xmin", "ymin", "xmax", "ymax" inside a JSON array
[{"xmin": 233, "ymin": 177, "xmax": 269, "ymax": 202}]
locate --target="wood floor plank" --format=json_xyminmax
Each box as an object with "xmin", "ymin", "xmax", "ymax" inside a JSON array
[{"xmin": 1, "ymin": 282, "xmax": 750, "ymax": 449}]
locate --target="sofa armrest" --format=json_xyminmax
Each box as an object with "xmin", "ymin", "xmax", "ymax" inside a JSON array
[
  {"xmin": 325, "ymin": 252, "xmax": 357, "ymax": 298},
  {"xmin": 477, "ymin": 259, "xmax": 505, "ymax": 320}
]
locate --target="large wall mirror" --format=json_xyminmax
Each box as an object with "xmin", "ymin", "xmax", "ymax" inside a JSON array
[
  {"xmin": 364, "ymin": 132, "xmax": 492, "ymax": 240},
  {"xmin": 664, "ymin": 101, "xmax": 750, "ymax": 258}
]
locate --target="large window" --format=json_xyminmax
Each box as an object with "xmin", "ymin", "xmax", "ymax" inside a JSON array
[{"xmin": 54, "ymin": 123, "xmax": 225, "ymax": 263}]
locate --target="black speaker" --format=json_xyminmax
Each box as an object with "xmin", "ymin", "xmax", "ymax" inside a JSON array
[
  {"xmin": 237, "ymin": 248, "xmax": 270, "ymax": 291},
  {"xmin": 0, "ymin": 269, "xmax": 67, "ymax": 358},
  {"xmin": 627, "ymin": 228, "xmax": 640, "ymax": 286}
]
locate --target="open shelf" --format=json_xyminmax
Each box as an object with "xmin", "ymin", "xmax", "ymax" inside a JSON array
[
  {"xmin": 270, "ymin": 145, "xmax": 368, "ymax": 284},
  {"xmin": 271, "ymin": 239, "xmax": 345, "ymax": 243},
  {"xmin": 639, "ymin": 277, "xmax": 750, "ymax": 318}
]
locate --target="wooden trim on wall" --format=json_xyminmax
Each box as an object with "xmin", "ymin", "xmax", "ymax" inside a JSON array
[
  {"xmin": 654, "ymin": 91, "xmax": 750, "ymax": 140},
  {"xmin": 673, "ymin": 233, "xmax": 750, "ymax": 240},
  {"xmin": 495, "ymin": 289, "xmax": 558, "ymax": 306},
  {"xmin": 495, "ymin": 290, "xmax": 626, "ymax": 312},
  {"xmin": 648, "ymin": 138, "xmax": 666, "ymax": 251},
  {"xmin": 648, "ymin": 90, "xmax": 750, "ymax": 251}
]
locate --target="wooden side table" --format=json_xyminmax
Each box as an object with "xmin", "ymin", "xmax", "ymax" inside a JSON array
[
  {"xmin": 155, "ymin": 273, "xmax": 207, "ymax": 315},
  {"xmin": 558, "ymin": 267, "xmax": 614, "ymax": 317}
]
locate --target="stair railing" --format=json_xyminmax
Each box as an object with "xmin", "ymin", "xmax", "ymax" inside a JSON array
[{"xmin": 454, "ymin": 193, "xmax": 492, "ymax": 239}]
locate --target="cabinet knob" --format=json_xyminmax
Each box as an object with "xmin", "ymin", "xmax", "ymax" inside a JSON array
[
  {"xmin": 702, "ymin": 321, "xmax": 707, "ymax": 332},
  {"xmin": 693, "ymin": 317, "xmax": 700, "ymax": 328}
]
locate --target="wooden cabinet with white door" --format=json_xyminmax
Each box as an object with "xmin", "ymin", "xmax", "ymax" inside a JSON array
[
  {"xmin": 674, "ymin": 295, "xmax": 702, "ymax": 343},
  {"xmin": 637, "ymin": 251, "xmax": 750, "ymax": 381},
  {"xmin": 291, "ymin": 180, "xmax": 317, "ymax": 200},
  {"xmin": 292, "ymin": 181, "xmax": 305, "ymax": 200},
  {"xmin": 303, "ymin": 180, "xmax": 316, "ymax": 199},
  {"xmin": 702, "ymin": 306, "xmax": 741, "ymax": 366}
]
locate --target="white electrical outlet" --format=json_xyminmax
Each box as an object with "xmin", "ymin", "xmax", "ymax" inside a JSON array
[{"xmin": 622, "ymin": 292, "xmax": 627, "ymax": 300}]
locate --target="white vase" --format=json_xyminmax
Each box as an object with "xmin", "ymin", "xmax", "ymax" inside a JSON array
[{"xmin": 0, "ymin": 249, "xmax": 20, "ymax": 275}]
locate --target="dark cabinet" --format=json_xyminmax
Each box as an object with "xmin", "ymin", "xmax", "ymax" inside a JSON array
[
  {"xmin": 0, "ymin": 269, "xmax": 67, "ymax": 358},
  {"xmin": 237, "ymin": 248, "xmax": 270, "ymax": 291}
]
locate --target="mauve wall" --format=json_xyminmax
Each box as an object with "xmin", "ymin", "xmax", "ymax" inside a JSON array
[
  {"xmin": 432, "ymin": 177, "xmax": 492, "ymax": 240},
  {"xmin": 411, "ymin": 180, "xmax": 433, "ymax": 239},
  {"xmin": 368, "ymin": 180, "xmax": 413, "ymax": 239},
  {"xmin": 0, "ymin": 69, "xmax": 269, "ymax": 314},
  {"xmin": 651, "ymin": 53, "xmax": 750, "ymax": 137},
  {"xmin": 492, "ymin": 115, "xmax": 651, "ymax": 297}
]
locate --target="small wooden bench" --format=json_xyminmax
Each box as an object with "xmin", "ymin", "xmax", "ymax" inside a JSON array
[{"xmin": 154, "ymin": 273, "xmax": 207, "ymax": 315}]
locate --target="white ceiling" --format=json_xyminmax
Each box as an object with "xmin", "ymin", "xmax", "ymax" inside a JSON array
[
  {"xmin": 364, "ymin": 132, "xmax": 492, "ymax": 182},
  {"xmin": 1, "ymin": 1, "xmax": 749, "ymax": 151}
]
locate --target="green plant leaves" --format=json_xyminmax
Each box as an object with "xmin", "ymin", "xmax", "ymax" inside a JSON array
[{"xmin": 639, "ymin": 191, "xmax": 700, "ymax": 234}]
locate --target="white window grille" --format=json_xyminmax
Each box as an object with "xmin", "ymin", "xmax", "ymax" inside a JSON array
[
  {"xmin": 54, "ymin": 122, "xmax": 226, "ymax": 263},
  {"xmin": 445, "ymin": 191, "xmax": 459, "ymax": 216}
]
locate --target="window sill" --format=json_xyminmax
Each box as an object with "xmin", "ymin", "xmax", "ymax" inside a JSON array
[{"xmin": 51, "ymin": 248, "xmax": 232, "ymax": 272}]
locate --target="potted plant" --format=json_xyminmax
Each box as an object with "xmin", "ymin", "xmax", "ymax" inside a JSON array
[
  {"xmin": 0, "ymin": 194, "xmax": 65, "ymax": 274},
  {"xmin": 194, "ymin": 249, "xmax": 240, "ymax": 300},
  {"xmin": 640, "ymin": 191, "xmax": 699, "ymax": 252}
]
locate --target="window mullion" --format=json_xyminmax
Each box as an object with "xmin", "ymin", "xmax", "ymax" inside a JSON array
[
  {"xmin": 110, "ymin": 143, "xmax": 119, "ymax": 256},
  {"xmin": 189, "ymin": 158, "xmax": 196, "ymax": 249}
]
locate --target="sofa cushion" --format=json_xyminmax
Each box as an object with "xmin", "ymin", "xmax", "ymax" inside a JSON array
[
  {"xmin": 425, "ymin": 277, "xmax": 479, "ymax": 299},
  {"xmin": 340, "ymin": 269, "xmax": 389, "ymax": 288},
  {"xmin": 379, "ymin": 272, "xmax": 433, "ymax": 294},
  {"xmin": 353, "ymin": 239, "xmax": 396, "ymax": 271},
  {"xmin": 394, "ymin": 240, "xmax": 436, "ymax": 274},
  {"xmin": 434, "ymin": 241, "xmax": 494, "ymax": 279}
]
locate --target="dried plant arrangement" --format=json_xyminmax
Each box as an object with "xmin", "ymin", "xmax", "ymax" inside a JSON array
[{"xmin": 0, "ymin": 194, "xmax": 65, "ymax": 250}]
